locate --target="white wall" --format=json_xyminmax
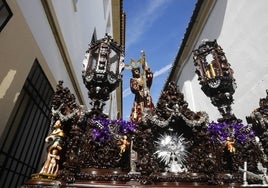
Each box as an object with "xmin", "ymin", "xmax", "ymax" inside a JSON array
[
  {"xmin": 16, "ymin": 0, "xmax": 74, "ymax": 91},
  {"xmin": 51, "ymin": 0, "xmax": 113, "ymax": 107},
  {"xmin": 17, "ymin": 0, "xmax": 116, "ymax": 111},
  {"xmin": 178, "ymin": 0, "xmax": 268, "ymax": 123}
]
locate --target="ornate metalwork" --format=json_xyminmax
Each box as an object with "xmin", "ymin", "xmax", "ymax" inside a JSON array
[
  {"xmin": 147, "ymin": 81, "xmax": 209, "ymax": 129},
  {"xmin": 155, "ymin": 134, "xmax": 189, "ymax": 173},
  {"xmin": 24, "ymin": 37, "xmax": 268, "ymax": 187},
  {"xmin": 247, "ymin": 90, "xmax": 268, "ymax": 130},
  {"xmin": 193, "ymin": 39, "xmax": 237, "ymax": 122},
  {"xmin": 25, "ymin": 81, "xmax": 265, "ymax": 187},
  {"xmin": 82, "ymin": 34, "xmax": 124, "ymax": 115},
  {"xmin": 247, "ymin": 89, "xmax": 268, "ymax": 160},
  {"xmin": 240, "ymin": 162, "xmax": 268, "ymax": 186}
]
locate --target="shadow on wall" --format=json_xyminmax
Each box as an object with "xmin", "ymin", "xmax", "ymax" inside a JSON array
[{"xmin": 179, "ymin": 0, "xmax": 228, "ymax": 85}]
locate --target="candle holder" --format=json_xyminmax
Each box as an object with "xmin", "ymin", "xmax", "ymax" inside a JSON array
[
  {"xmin": 82, "ymin": 34, "xmax": 124, "ymax": 117},
  {"xmin": 193, "ymin": 39, "xmax": 237, "ymax": 122}
]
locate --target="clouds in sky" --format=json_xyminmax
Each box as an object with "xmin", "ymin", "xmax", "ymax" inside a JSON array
[
  {"xmin": 154, "ymin": 63, "xmax": 172, "ymax": 77},
  {"xmin": 122, "ymin": 0, "xmax": 196, "ymax": 119},
  {"xmin": 123, "ymin": 0, "xmax": 175, "ymax": 98},
  {"xmin": 126, "ymin": 0, "xmax": 173, "ymax": 50}
]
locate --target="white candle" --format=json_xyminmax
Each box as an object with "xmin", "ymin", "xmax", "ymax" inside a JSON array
[{"xmin": 243, "ymin": 161, "xmax": 248, "ymax": 185}]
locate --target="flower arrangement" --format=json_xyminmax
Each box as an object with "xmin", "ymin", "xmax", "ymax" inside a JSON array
[
  {"xmin": 91, "ymin": 117, "xmax": 136, "ymax": 142},
  {"xmin": 207, "ymin": 121, "xmax": 255, "ymax": 144}
]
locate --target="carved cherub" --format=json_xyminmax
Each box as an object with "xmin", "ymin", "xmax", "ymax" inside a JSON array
[{"xmin": 118, "ymin": 135, "xmax": 130, "ymax": 156}]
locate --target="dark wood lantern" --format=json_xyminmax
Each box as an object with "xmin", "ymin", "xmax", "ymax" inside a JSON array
[
  {"xmin": 193, "ymin": 39, "xmax": 237, "ymax": 122},
  {"xmin": 82, "ymin": 34, "xmax": 124, "ymax": 115}
]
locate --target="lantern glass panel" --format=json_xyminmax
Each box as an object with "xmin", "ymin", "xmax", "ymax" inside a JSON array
[
  {"xmin": 87, "ymin": 50, "xmax": 98, "ymax": 71},
  {"xmin": 206, "ymin": 54, "xmax": 214, "ymax": 64},
  {"xmin": 109, "ymin": 50, "xmax": 119, "ymax": 74}
]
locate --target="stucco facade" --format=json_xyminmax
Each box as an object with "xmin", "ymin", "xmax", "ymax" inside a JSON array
[
  {"xmin": 0, "ymin": 0, "xmax": 124, "ymax": 137},
  {"xmin": 171, "ymin": 0, "xmax": 268, "ymax": 123},
  {"xmin": 0, "ymin": 0, "xmax": 124, "ymax": 187}
]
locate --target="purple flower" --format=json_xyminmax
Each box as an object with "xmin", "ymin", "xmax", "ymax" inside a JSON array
[
  {"xmin": 90, "ymin": 118, "xmax": 136, "ymax": 142},
  {"xmin": 207, "ymin": 121, "xmax": 255, "ymax": 144}
]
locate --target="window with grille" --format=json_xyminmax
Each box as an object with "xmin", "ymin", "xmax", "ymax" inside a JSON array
[
  {"xmin": 0, "ymin": 0, "xmax": 12, "ymax": 32},
  {"xmin": 0, "ymin": 59, "xmax": 54, "ymax": 187}
]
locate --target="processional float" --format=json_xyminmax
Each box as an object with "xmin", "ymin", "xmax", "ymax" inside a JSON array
[{"xmin": 23, "ymin": 37, "xmax": 268, "ymax": 187}]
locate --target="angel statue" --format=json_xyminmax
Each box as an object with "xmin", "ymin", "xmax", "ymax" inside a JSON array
[
  {"xmin": 117, "ymin": 135, "xmax": 130, "ymax": 156},
  {"xmin": 39, "ymin": 120, "xmax": 64, "ymax": 176},
  {"xmin": 125, "ymin": 51, "xmax": 155, "ymax": 122}
]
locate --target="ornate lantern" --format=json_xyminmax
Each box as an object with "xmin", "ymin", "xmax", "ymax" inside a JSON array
[
  {"xmin": 82, "ymin": 34, "xmax": 124, "ymax": 115},
  {"xmin": 193, "ymin": 39, "xmax": 237, "ymax": 122}
]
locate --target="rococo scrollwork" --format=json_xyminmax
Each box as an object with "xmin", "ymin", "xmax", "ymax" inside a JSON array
[{"xmin": 25, "ymin": 37, "xmax": 268, "ymax": 187}]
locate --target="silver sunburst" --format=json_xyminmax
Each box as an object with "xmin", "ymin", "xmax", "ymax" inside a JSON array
[{"xmin": 155, "ymin": 134, "xmax": 189, "ymax": 173}]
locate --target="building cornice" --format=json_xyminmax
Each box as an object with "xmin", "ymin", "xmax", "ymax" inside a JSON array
[
  {"xmin": 164, "ymin": 0, "xmax": 215, "ymax": 90},
  {"xmin": 111, "ymin": 0, "xmax": 125, "ymax": 118},
  {"xmin": 111, "ymin": 0, "xmax": 125, "ymax": 48}
]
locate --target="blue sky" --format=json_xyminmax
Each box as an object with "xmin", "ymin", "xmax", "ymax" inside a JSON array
[{"xmin": 122, "ymin": 0, "xmax": 197, "ymax": 120}]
